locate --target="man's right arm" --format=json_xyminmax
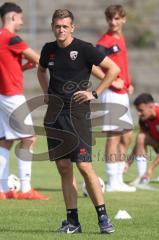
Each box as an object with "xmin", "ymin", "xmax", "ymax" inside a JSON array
[{"xmin": 37, "ymin": 64, "xmax": 49, "ymax": 104}]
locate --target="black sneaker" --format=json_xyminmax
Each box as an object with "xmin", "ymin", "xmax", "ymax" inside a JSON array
[
  {"xmin": 55, "ymin": 220, "xmax": 82, "ymax": 234},
  {"xmin": 98, "ymin": 215, "xmax": 115, "ymax": 234}
]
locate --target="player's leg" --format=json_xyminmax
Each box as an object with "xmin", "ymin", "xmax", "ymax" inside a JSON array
[
  {"xmin": 120, "ymin": 130, "xmax": 132, "ymax": 159},
  {"xmin": 17, "ymin": 136, "xmax": 35, "ymax": 193},
  {"xmin": 127, "ymin": 132, "xmax": 150, "ymax": 185},
  {"xmin": 97, "ymin": 89, "xmax": 120, "ymax": 191},
  {"xmin": 16, "ymin": 136, "xmax": 48, "ymax": 200},
  {"xmin": 56, "ymin": 159, "xmax": 77, "ymax": 209},
  {"xmin": 56, "ymin": 160, "xmax": 79, "ymax": 220},
  {"xmin": 2, "ymin": 94, "xmax": 48, "ymax": 200},
  {"xmin": 133, "ymin": 132, "xmax": 148, "ymax": 181},
  {"xmin": 99, "ymin": 90, "xmax": 134, "ymax": 191},
  {"xmin": 77, "ymin": 162, "xmax": 104, "ymax": 204},
  {"xmin": 98, "ymin": 89, "xmax": 120, "ymax": 191},
  {"xmin": 0, "ymin": 139, "xmax": 14, "ymax": 199},
  {"xmin": 0, "ymin": 96, "xmax": 16, "ymax": 198},
  {"xmin": 118, "ymin": 130, "xmax": 133, "ymax": 185},
  {"xmin": 105, "ymin": 133, "xmax": 135, "ymax": 192},
  {"xmin": 55, "ymin": 159, "xmax": 81, "ymax": 233},
  {"xmin": 77, "ymin": 161, "xmax": 114, "ymax": 234},
  {"xmin": 105, "ymin": 133, "xmax": 120, "ymax": 191}
]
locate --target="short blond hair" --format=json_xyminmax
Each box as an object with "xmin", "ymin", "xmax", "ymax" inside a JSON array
[{"xmin": 52, "ymin": 9, "xmax": 74, "ymax": 24}]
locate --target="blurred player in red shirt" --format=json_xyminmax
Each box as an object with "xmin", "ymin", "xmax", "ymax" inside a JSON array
[
  {"xmin": 126, "ymin": 93, "xmax": 159, "ymax": 185},
  {"xmin": 0, "ymin": 2, "xmax": 48, "ymax": 200},
  {"xmin": 96, "ymin": 4, "xmax": 135, "ymax": 192}
]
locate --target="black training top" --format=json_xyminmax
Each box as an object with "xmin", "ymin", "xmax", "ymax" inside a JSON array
[{"xmin": 39, "ymin": 38, "xmax": 105, "ymax": 102}]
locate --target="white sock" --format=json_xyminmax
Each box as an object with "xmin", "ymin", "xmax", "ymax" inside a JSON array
[
  {"xmin": 105, "ymin": 162, "xmax": 118, "ymax": 187},
  {"xmin": 117, "ymin": 161, "xmax": 125, "ymax": 185},
  {"xmin": 135, "ymin": 156, "xmax": 147, "ymax": 177},
  {"xmin": 17, "ymin": 149, "xmax": 32, "ymax": 192},
  {"xmin": 0, "ymin": 147, "xmax": 10, "ymax": 192}
]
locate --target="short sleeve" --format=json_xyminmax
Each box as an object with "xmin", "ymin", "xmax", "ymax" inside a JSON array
[
  {"xmin": 84, "ymin": 43, "xmax": 106, "ymax": 66},
  {"xmin": 8, "ymin": 36, "xmax": 28, "ymax": 54},
  {"xmin": 96, "ymin": 44, "xmax": 120, "ymax": 56},
  {"xmin": 39, "ymin": 44, "xmax": 48, "ymax": 68}
]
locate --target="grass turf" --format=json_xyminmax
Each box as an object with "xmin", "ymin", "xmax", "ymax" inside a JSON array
[{"xmin": 0, "ymin": 135, "xmax": 159, "ymax": 240}]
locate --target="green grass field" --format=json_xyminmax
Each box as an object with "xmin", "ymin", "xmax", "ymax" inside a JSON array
[{"xmin": 0, "ymin": 135, "xmax": 159, "ymax": 240}]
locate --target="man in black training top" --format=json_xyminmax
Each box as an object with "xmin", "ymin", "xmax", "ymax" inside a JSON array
[{"xmin": 37, "ymin": 9, "xmax": 120, "ymax": 234}]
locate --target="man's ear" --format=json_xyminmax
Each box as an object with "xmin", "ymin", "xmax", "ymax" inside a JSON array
[
  {"xmin": 122, "ymin": 16, "xmax": 127, "ymax": 24},
  {"xmin": 71, "ymin": 24, "xmax": 75, "ymax": 33},
  {"xmin": 149, "ymin": 102, "xmax": 154, "ymax": 109},
  {"xmin": 10, "ymin": 12, "xmax": 16, "ymax": 22}
]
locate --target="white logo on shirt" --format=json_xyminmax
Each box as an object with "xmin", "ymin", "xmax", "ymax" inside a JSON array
[
  {"xmin": 48, "ymin": 61, "xmax": 54, "ymax": 66},
  {"xmin": 70, "ymin": 51, "xmax": 78, "ymax": 60},
  {"xmin": 113, "ymin": 45, "xmax": 119, "ymax": 52}
]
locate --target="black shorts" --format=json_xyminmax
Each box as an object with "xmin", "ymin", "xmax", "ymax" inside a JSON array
[{"xmin": 44, "ymin": 99, "xmax": 92, "ymax": 162}]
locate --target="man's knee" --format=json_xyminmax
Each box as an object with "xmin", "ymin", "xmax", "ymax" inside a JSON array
[
  {"xmin": 77, "ymin": 162, "xmax": 93, "ymax": 177},
  {"xmin": 121, "ymin": 130, "xmax": 133, "ymax": 147},
  {"xmin": 107, "ymin": 135, "xmax": 121, "ymax": 145},
  {"xmin": 56, "ymin": 160, "xmax": 72, "ymax": 176}
]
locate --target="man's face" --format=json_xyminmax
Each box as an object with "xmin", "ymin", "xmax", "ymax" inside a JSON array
[
  {"xmin": 13, "ymin": 12, "xmax": 24, "ymax": 32},
  {"xmin": 136, "ymin": 103, "xmax": 155, "ymax": 121},
  {"xmin": 107, "ymin": 13, "xmax": 126, "ymax": 34},
  {"xmin": 52, "ymin": 17, "xmax": 74, "ymax": 42}
]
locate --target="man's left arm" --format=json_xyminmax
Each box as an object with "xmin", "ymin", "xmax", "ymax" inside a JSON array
[
  {"xmin": 22, "ymin": 48, "xmax": 40, "ymax": 71},
  {"xmin": 74, "ymin": 56, "xmax": 120, "ymax": 104},
  {"xmin": 8, "ymin": 36, "xmax": 39, "ymax": 71}
]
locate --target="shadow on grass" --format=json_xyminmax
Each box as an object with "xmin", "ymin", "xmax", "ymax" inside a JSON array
[
  {"xmin": 0, "ymin": 228, "xmax": 51, "ymax": 233},
  {"xmin": 0, "ymin": 228, "xmax": 102, "ymax": 235},
  {"xmin": 35, "ymin": 187, "xmax": 61, "ymax": 192}
]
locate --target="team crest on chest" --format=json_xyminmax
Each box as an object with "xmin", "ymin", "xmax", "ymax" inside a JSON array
[
  {"xmin": 112, "ymin": 45, "xmax": 120, "ymax": 53},
  {"xmin": 70, "ymin": 51, "xmax": 78, "ymax": 60}
]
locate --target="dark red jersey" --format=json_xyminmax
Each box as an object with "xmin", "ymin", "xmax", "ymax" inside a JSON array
[
  {"xmin": 96, "ymin": 32, "xmax": 131, "ymax": 94},
  {"xmin": 139, "ymin": 104, "xmax": 159, "ymax": 141},
  {"xmin": 0, "ymin": 28, "xmax": 28, "ymax": 95}
]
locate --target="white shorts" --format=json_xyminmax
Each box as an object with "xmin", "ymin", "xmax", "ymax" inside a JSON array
[
  {"xmin": 92, "ymin": 89, "xmax": 133, "ymax": 132},
  {"xmin": 0, "ymin": 95, "xmax": 34, "ymax": 140}
]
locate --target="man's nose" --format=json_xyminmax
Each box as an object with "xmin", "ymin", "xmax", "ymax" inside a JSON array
[
  {"xmin": 59, "ymin": 27, "xmax": 64, "ymax": 32},
  {"xmin": 111, "ymin": 19, "xmax": 116, "ymax": 25}
]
